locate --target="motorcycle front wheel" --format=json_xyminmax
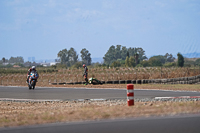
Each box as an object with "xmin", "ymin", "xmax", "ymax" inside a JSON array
[
  {"xmin": 32, "ymin": 81, "xmax": 35, "ymax": 89},
  {"xmin": 28, "ymin": 84, "xmax": 31, "ymax": 89}
]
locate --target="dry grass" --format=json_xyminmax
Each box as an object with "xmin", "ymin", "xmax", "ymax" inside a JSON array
[
  {"xmin": 1, "ymin": 67, "xmax": 200, "ymax": 86},
  {"xmin": 0, "ymin": 100, "xmax": 200, "ymax": 127}
]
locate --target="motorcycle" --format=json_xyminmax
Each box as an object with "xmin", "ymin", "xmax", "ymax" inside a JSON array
[{"xmin": 28, "ymin": 71, "xmax": 38, "ymax": 90}]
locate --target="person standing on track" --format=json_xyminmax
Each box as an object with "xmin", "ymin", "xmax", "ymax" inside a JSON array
[{"xmin": 82, "ymin": 64, "xmax": 88, "ymax": 85}]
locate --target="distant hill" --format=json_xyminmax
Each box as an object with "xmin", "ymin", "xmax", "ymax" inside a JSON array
[
  {"xmin": 183, "ymin": 52, "xmax": 200, "ymax": 58},
  {"xmin": 32, "ymin": 58, "xmax": 104, "ymax": 63},
  {"xmin": 148, "ymin": 52, "xmax": 200, "ymax": 59},
  {"xmin": 35, "ymin": 59, "xmax": 56, "ymax": 63},
  {"xmin": 92, "ymin": 57, "xmax": 104, "ymax": 63}
]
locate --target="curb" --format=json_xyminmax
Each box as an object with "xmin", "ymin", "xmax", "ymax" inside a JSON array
[
  {"xmin": 155, "ymin": 96, "xmax": 200, "ymax": 99},
  {"xmin": 0, "ymin": 98, "xmax": 108, "ymax": 102},
  {"xmin": 50, "ymin": 74, "xmax": 200, "ymax": 85}
]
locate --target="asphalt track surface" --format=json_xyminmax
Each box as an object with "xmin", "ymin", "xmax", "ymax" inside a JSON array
[
  {"xmin": 0, "ymin": 86, "xmax": 200, "ymax": 100},
  {"xmin": 0, "ymin": 114, "xmax": 200, "ymax": 133}
]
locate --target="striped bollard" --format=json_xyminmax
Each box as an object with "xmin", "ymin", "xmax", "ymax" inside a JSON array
[{"xmin": 127, "ymin": 84, "xmax": 134, "ymax": 106}]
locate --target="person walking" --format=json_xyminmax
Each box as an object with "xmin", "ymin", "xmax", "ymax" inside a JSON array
[{"xmin": 82, "ymin": 64, "xmax": 88, "ymax": 85}]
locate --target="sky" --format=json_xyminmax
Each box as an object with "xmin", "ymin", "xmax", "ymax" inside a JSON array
[{"xmin": 0, "ymin": 0, "xmax": 200, "ymax": 62}]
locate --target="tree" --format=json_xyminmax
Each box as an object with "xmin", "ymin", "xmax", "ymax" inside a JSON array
[
  {"xmin": 103, "ymin": 45, "xmax": 147, "ymax": 65},
  {"xmin": 8, "ymin": 56, "xmax": 24, "ymax": 64},
  {"xmin": 125, "ymin": 56, "xmax": 135, "ymax": 67},
  {"xmin": 129, "ymin": 56, "xmax": 136, "ymax": 67},
  {"xmin": 165, "ymin": 53, "xmax": 175, "ymax": 62},
  {"xmin": 177, "ymin": 53, "xmax": 184, "ymax": 67},
  {"xmin": 57, "ymin": 48, "xmax": 78, "ymax": 67},
  {"xmin": 68, "ymin": 47, "xmax": 78, "ymax": 66},
  {"xmin": 121, "ymin": 46, "xmax": 127, "ymax": 60},
  {"xmin": 136, "ymin": 48, "xmax": 148, "ymax": 62},
  {"xmin": 2, "ymin": 57, "xmax": 5, "ymax": 63},
  {"xmin": 115, "ymin": 45, "xmax": 122, "ymax": 59},
  {"xmin": 80, "ymin": 48, "xmax": 92, "ymax": 65},
  {"xmin": 103, "ymin": 45, "xmax": 116, "ymax": 65},
  {"xmin": 57, "ymin": 49, "xmax": 68, "ymax": 65},
  {"xmin": 127, "ymin": 47, "xmax": 135, "ymax": 57},
  {"xmin": 127, "ymin": 47, "xmax": 147, "ymax": 64},
  {"xmin": 134, "ymin": 52, "xmax": 139, "ymax": 65},
  {"xmin": 126, "ymin": 51, "xmax": 129, "ymax": 58},
  {"xmin": 125, "ymin": 56, "xmax": 129, "ymax": 67}
]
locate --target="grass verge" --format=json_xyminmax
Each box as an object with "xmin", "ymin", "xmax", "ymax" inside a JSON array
[{"xmin": 0, "ymin": 100, "xmax": 200, "ymax": 127}]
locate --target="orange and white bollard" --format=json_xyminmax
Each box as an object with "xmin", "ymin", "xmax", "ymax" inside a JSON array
[{"xmin": 127, "ymin": 84, "xmax": 134, "ymax": 106}]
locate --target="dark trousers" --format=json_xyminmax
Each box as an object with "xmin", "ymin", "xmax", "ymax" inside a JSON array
[{"xmin": 84, "ymin": 73, "xmax": 88, "ymax": 83}]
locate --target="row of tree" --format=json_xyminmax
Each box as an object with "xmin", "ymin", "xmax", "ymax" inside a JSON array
[
  {"xmin": 108, "ymin": 53, "xmax": 177, "ymax": 68},
  {"xmin": 103, "ymin": 45, "xmax": 147, "ymax": 65},
  {"xmin": 103, "ymin": 45, "xmax": 179, "ymax": 67},
  {"xmin": 102, "ymin": 45, "xmax": 191, "ymax": 67},
  {"xmin": 57, "ymin": 48, "xmax": 92, "ymax": 67},
  {"xmin": 0, "ymin": 57, "xmax": 24, "ymax": 64},
  {"xmin": 1, "ymin": 45, "xmax": 199, "ymax": 68}
]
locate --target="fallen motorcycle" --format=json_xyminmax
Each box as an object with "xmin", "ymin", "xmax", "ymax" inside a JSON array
[
  {"xmin": 28, "ymin": 71, "xmax": 38, "ymax": 90},
  {"xmin": 88, "ymin": 77, "xmax": 102, "ymax": 85}
]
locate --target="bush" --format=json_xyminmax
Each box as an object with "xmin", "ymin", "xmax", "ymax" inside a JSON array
[
  {"xmin": 136, "ymin": 64, "xmax": 143, "ymax": 67},
  {"xmin": 140, "ymin": 60, "xmax": 150, "ymax": 67},
  {"xmin": 92, "ymin": 62, "xmax": 102, "ymax": 68},
  {"xmin": 149, "ymin": 57, "xmax": 162, "ymax": 66},
  {"xmin": 125, "ymin": 56, "xmax": 136, "ymax": 67},
  {"xmin": 71, "ymin": 62, "xmax": 82, "ymax": 69},
  {"xmin": 110, "ymin": 61, "xmax": 121, "ymax": 68},
  {"xmin": 163, "ymin": 62, "xmax": 176, "ymax": 67},
  {"xmin": 56, "ymin": 63, "xmax": 67, "ymax": 68},
  {"xmin": 195, "ymin": 58, "xmax": 200, "ymax": 66}
]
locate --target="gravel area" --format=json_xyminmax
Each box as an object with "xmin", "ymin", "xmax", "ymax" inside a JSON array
[
  {"xmin": 1, "ymin": 97, "xmax": 200, "ymax": 128},
  {"xmin": 1, "ymin": 97, "xmax": 200, "ymax": 103}
]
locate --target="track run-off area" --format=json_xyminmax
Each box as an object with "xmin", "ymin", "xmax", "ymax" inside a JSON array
[
  {"xmin": 0, "ymin": 86, "xmax": 200, "ymax": 101},
  {"xmin": 1, "ymin": 86, "xmax": 200, "ymax": 133}
]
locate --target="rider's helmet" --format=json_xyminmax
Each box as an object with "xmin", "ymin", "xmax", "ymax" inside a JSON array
[
  {"xmin": 83, "ymin": 64, "xmax": 86, "ymax": 68},
  {"xmin": 32, "ymin": 66, "xmax": 36, "ymax": 70}
]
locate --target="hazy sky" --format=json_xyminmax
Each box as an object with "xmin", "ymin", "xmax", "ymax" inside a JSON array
[{"xmin": 0, "ymin": 0, "xmax": 200, "ymax": 61}]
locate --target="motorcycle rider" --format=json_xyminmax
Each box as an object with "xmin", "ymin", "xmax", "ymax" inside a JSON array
[
  {"xmin": 26, "ymin": 66, "xmax": 39, "ymax": 83},
  {"xmin": 82, "ymin": 64, "xmax": 88, "ymax": 85}
]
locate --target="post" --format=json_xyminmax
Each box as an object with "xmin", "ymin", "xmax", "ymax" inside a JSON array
[
  {"xmin": 160, "ymin": 67, "xmax": 162, "ymax": 78},
  {"xmin": 127, "ymin": 84, "xmax": 134, "ymax": 106}
]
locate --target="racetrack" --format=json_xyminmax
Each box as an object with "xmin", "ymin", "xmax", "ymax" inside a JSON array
[{"xmin": 0, "ymin": 86, "xmax": 200, "ymax": 100}]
